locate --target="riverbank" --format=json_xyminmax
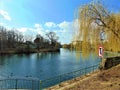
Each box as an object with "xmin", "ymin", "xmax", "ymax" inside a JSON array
[
  {"xmin": 0, "ymin": 48, "xmax": 60, "ymax": 54},
  {"xmin": 47, "ymin": 64, "xmax": 120, "ymax": 90}
]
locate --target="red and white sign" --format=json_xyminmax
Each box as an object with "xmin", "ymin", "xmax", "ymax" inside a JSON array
[{"xmin": 98, "ymin": 46, "xmax": 104, "ymax": 57}]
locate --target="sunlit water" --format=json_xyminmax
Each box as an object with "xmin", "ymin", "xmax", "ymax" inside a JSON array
[{"xmin": 0, "ymin": 48, "xmax": 100, "ymax": 80}]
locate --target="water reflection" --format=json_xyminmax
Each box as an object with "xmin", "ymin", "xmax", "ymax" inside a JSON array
[
  {"xmin": 0, "ymin": 58, "xmax": 5, "ymax": 65},
  {"xmin": 35, "ymin": 52, "xmax": 60, "ymax": 60}
]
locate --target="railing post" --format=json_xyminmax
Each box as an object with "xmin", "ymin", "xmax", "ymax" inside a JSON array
[
  {"xmin": 84, "ymin": 68, "xmax": 86, "ymax": 75},
  {"xmin": 39, "ymin": 80, "xmax": 42, "ymax": 90},
  {"xmin": 59, "ymin": 74, "xmax": 61, "ymax": 83},
  {"xmin": 93, "ymin": 65, "xmax": 94, "ymax": 72},
  {"xmin": 15, "ymin": 79, "xmax": 17, "ymax": 90},
  {"xmin": 73, "ymin": 71, "xmax": 75, "ymax": 78},
  {"xmin": 32, "ymin": 80, "xmax": 34, "ymax": 90}
]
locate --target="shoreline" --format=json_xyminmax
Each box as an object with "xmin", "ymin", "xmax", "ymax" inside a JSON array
[{"xmin": 0, "ymin": 48, "xmax": 60, "ymax": 55}]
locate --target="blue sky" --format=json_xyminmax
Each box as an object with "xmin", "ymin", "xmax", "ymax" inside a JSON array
[{"xmin": 0, "ymin": 0, "xmax": 120, "ymax": 44}]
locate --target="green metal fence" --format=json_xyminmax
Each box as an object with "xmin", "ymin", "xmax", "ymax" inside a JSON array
[
  {"xmin": 40, "ymin": 64, "xmax": 99, "ymax": 89},
  {"xmin": 0, "ymin": 64, "xmax": 99, "ymax": 90}
]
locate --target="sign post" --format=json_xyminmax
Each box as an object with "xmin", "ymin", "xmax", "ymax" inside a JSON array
[
  {"xmin": 98, "ymin": 46, "xmax": 104, "ymax": 57},
  {"xmin": 98, "ymin": 46, "xmax": 104, "ymax": 68}
]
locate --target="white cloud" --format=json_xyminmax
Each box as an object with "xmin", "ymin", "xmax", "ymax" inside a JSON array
[
  {"xmin": 58, "ymin": 21, "xmax": 71, "ymax": 30},
  {"xmin": 54, "ymin": 21, "xmax": 73, "ymax": 44},
  {"xmin": 45, "ymin": 22, "xmax": 56, "ymax": 28},
  {"xmin": 0, "ymin": 23, "xmax": 4, "ymax": 26},
  {"xmin": 18, "ymin": 27, "xmax": 28, "ymax": 33},
  {"xmin": 35, "ymin": 24, "xmax": 42, "ymax": 28},
  {"xmin": 0, "ymin": 9, "xmax": 11, "ymax": 21},
  {"xmin": 34, "ymin": 23, "xmax": 45, "ymax": 35},
  {"xmin": 28, "ymin": 21, "xmax": 73, "ymax": 44},
  {"xmin": 7, "ymin": 20, "xmax": 76, "ymax": 44},
  {"xmin": 17, "ymin": 23, "xmax": 46, "ymax": 40}
]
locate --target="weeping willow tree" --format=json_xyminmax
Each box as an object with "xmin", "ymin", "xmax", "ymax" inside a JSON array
[{"xmin": 73, "ymin": 1, "xmax": 120, "ymax": 57}]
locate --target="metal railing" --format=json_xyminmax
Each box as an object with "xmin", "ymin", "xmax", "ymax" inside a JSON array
[
  {"xmin": 41, "ymin": 64, "xmax": 99, "ymax": 89},
  {"xmin": 0, "ymin": 77, "xmax": 40, "ymax": 90},
  {"xmin": 0, "ymin": 64, "xmax": 99, "ymax": 90}
]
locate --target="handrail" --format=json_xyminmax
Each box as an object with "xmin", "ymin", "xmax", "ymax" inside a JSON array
[
  {"xmin": 42, "ymin": 64, "xmax": 99, "ymax": 81},
  {"xmin": 0, "ymin": 64, "xmax": 99, "ymax": 90},
  {"xmin": 0, "ymin": 77, "xmax": 39, "ymax": 81},
  {"xmin": 41, "ymin": 64, "xmax": 99, "ymax": 89}
]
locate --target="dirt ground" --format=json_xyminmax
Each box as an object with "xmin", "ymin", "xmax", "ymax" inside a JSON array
[{"xmin": 47, "ymin": 64, "xmax": 120, "ymax": 90}]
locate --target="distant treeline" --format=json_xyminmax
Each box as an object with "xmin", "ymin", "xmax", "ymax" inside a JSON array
[{"xmin": 0, "ymin": 26, "xmax": 61, "ymax": 54}]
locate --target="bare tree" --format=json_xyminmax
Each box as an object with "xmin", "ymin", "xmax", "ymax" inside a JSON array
[
  {"xmin": 46, "ymin": 32, "xmax": 59, "ymax": 46},
  {"xmin": 0, "ymin": 26, "xmax": 7, "ymax": 50},
  {"xmin": 0, "ymin": 26, "xmax": 25, "ymax": 51}
]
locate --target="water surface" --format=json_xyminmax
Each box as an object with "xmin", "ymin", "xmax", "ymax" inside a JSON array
[{"xmin": 0, "ymin": 48, "xmax": 100, "ymax": 80}]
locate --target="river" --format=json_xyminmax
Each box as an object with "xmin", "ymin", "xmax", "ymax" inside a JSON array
[{"xmin": 0, "ymin": 48, "xmax": 100, "ymax": 80}]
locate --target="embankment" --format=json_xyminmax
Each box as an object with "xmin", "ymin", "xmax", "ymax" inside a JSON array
[
  {"xmin": 100, "ymin": 56, "xmax": 120, "ymax": 69},
  {"xmin": 46, "ymin": 56, "xmax": 120, "ymax": 90}
]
